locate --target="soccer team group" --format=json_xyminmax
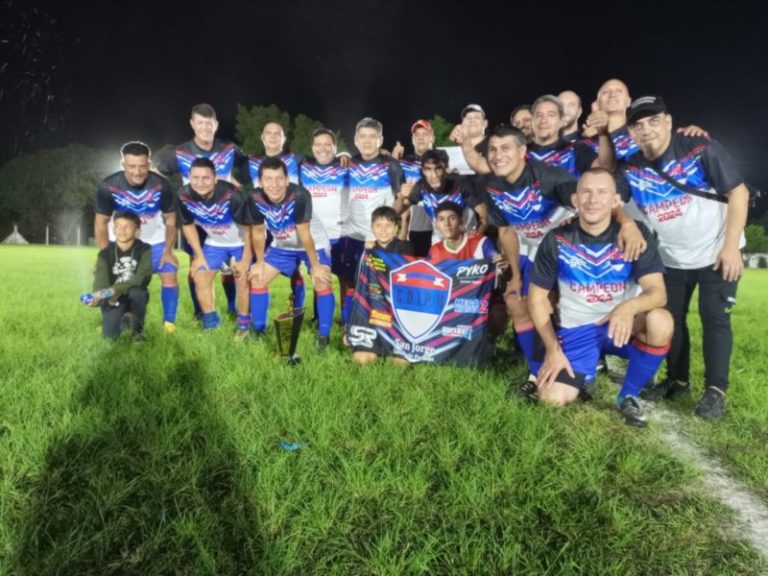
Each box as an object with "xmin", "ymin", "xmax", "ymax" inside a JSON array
[{"xmin": 85, "ymin": 78, "xmax": 749, "ymax": 426}]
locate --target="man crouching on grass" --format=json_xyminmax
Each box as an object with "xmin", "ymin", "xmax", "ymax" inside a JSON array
[
  {"xmin": 527, "ymin": 168, "xmax": 673, "ymax": 426},
  {"xmin": 87, "ymin": 211, "xmax": 153, "ymax": 342}
]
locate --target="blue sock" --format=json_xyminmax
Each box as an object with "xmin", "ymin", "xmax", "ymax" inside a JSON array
[
  {"xmin": 617, "ymin": 339, "xmax": 670, "ymax": 404},
  {"xmin": 201, "ymin": 311, "xmax": 221, "ymax": 329},
  {"xmin": 188, "ymin": 274, "xmax": 202, "ymax": 317},
  {"xmin": 250, "ymin": 287, "xmax": 269, "ymax": 333},
  {"xmin": 291, "ymin": 274, "xmax": 305, "ymax": 310},
  {"xmin": 342, "ymin": 289, "xmax": 354, "ymax": 325},
  {"xmin": 316, "ymin": 288, "xmax": 336, "ymax": 337},
  {"xmin": 221, "ymin": 275, "xmax": 237, "ymax": 313},
  {"xmin": 161, "ymin": 285, "xmax": 179, "ymax": 323},
  {"xmin": 237, "ymin": 313, "xmax": 250, "ymax": 331},
  {"xmin": 515, "ymin": 323, "xmax": 542, "ymax": 375}
]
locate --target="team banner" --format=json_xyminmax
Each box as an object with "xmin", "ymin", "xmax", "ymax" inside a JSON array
[{"xmin": 347, "ymin": 249, "xmax": 495, "ymax": 366}]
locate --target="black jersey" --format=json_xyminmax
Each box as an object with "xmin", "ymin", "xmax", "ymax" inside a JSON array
[
  {"xmin": 527, "ymin": 139, "xmax": 597, "ymax": 177},
  {"xmin": 375, "ymin": 238, "xmax": 414, "ymax": 256},
  {"xmin": 95, "ymin": 171, "xmax": 176, "ymax": 246},
  {"xmin": 619, "ymin": 134, "xmax": 744, "ymax": 269},
  {"xmin": 408, "ymin": 174, "xmax": 478, "ymax": 222},
  {"xmin": 480, "ymin": 160, "xmax": 577, "ymax": 260},
  {"xmin": 177, "ymin": 181, "xmax": 247, "ymax": 247},
  {"xmin": 157, "ymin": 139, "xmax": 247, "ymax": 184},
  {"xmin": 531, "ymin": 220, "xmax": 664, "ymax": 328}
]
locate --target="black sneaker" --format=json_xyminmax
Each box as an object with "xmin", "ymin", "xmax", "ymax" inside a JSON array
[
  {"xmin": 619, "ymin": 396, "xmax": 648, "ymax": 428},
  {"xmin": 508, "ymin": 374, "xmax": 538, "ymax": 402},
  {"xmin": 316, "ymin": 336, "xmax": 330, "ymax": 352},
  {"xmin": 640, "ymin": 378, "xmax": 690, "ymax": 401},
  {"xmin": 694, "ymin": 387, "xmax": 725, "ymax": 420}
]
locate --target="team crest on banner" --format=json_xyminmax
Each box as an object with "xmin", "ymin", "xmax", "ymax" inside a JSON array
[{"xmin": 390, "ymin": 260, "xmax": 452, "ymax": 342}]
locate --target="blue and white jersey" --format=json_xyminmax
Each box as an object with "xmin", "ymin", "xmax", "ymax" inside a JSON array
[
  {"xmin": 177, "ymin": 181, "xmax": 247, "ymax": 248},
  {"xmin": 531, "ymin": 220, "xmax": 664, "ymax": 328},
  {"xmin": 527, "ymin": 139, "xmax": 597, "ymax": 177},
  {"xmin": 611, "ymin": 125, "xmax": 640, "ymax": 161},
  {"xmin": 399, "ymin": 155, "xmax": 422, "ymax": 182},
  {"xmin": 344, "ymin": 155, "xmax": 403, "ymax": 241},
  {"xmin": 246, "ymin": 183, "xmax": 328, "ymax": 251},
  {"xmin": 299, "ymin": 157, "xmax": 348, "ymax": 241},
  {"xmin": 480, "ymin": 161, "xmax": 576, "ymax": 260},
  {"xmin": 619, "ymin": 134, "xmax": 744, "ymax": 269},
  {"xmin": 157, "ymin": 139, "xmax": 247, "ymax": 185},
  {"xmin": 248, "ymin": 152, "xmax": 302, "ymax": 186},
  {"xmin": 95, "ymin": 172, "xmax": 176, "ymax": 246}
]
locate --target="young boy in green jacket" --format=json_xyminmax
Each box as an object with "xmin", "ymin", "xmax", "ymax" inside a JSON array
[{"xmin": 84, "ymin": 211, "xmax": 153, "ymax": 340}]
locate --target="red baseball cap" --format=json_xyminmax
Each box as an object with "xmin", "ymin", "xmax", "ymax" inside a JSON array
[{"xmin": 410, "ymin": 119, "xmax": 432, "ymax": 134}]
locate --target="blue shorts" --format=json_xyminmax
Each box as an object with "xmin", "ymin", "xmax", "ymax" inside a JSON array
[
  {"xmin": 151, "ymin": 242, "xmax": 178, "ymax": 273},
  {"xmin": 265, "ymin": 247, "xmax": 331, "ymax": 277},
  {"xmin": 330, "ymin": 238, "xmax": 344, "ymax": 277},
  {"xmin": 336, "ymin": 237, "xmax": 366, "ymax": 281},
  {"xmin": 557, "ymin": 323, "xmax": 629, "ymax": 389},
  {"xmin": 202, "ymin": 244, "xmax": 244, "ymax": 271},
  {"xmin": 519, "ymin": 255, "xmax": 533, "ymax": 297}
]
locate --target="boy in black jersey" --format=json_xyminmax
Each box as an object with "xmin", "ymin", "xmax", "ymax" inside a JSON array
[{"xmin": 87, "ymin": 212, "xmax": 153, "ymax": 341}]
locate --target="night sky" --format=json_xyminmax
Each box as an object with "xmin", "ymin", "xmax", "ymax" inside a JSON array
[{"xmin": 2, "ymin": 0, "xmax": 768, "ymax": 194}]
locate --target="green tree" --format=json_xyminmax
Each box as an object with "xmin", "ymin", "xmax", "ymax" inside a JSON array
[
  {"xmin": 745, "ymin": 223, "xmax": 768, "ymax": 253},
  {"xmin": 291, "ymin": 114, "xmax": 324, "ymax": 157},
  {"xmin": 235, "ymin": 104, "xmax": 291, "ymax": 155},
  {"xmin": 429, "ymin": 115, "xmax": 455, "ymax": 147},
  {"xmin": 0, "ymin": 145, "xmax": 112, "ymax": 243}
]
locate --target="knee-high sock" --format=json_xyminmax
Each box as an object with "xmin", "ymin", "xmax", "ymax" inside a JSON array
[
  {"xmin": 188, "ymin": 272, "xmax": 202, "ymax": 317},
  {"xmin": 250, "ymin": 287, "xmax": 270, "ymax": 333},
  {"xmin": 221, "ymin": 274, "xmax": 237, "ymax": 313},
  {"xmin": 618, "ymin": 339, "xmax": 671, "ymax": 403},
  {"xmin": 237, "ymin": 313, "xmax": 250, "ymax": 331},
  {"xmin": 291, "ymin": 273, "xmax": 306, "ymax": 310},
  {"xmin": 514, "ymin": 322, "xmax": 543, "ymax": 376},
  {"xmin": 161, "ymin": 284, "xmax": 179, "ymax": 323},
  {"xmin": 316, "ymin": 288, "xmax": 335, "ymax": 337},
  {"xmin": 342, "ymin": 288, "xmax": 355, "ymax": 325}
]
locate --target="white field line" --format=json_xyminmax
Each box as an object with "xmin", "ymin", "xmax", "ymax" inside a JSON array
[{"xmin": 646, "ymin": 401, "xmax": 768, "ymax": 561}]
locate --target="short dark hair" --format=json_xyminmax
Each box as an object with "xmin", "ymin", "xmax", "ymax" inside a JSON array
[
  {"xmin": 487, "ymin": 124, "xmax": 527, "ymax": 147},
  {"xmin": 312, "ymin": 127, "xmax": 337, "ymax": 145},
  {"xmin": 578, "ymin": 167, "xmax": 617, "ymax": 189},
  {"xmin": 371, "ymin": 206, "xmax": 399, "ymax": 224},
  {"xmin": 510, "ymin": 104, "xmax": 532, "ymax": 121},
  {"xmin": 435, "ymin": 201, "xmax": 463, "ymax": 219},
  {"xmin": 113, "ymin": 211, "xmax": 141, "ymax": 228},
  {"xmin": 191, "ymin": 103, "xmax": 217, "ymax": 119},
  {"xmin": 120, "ymin": 141, "xmax": 150, "ymax": 158},
  {"xmin": 421, "ymin": 149, "xmax": 449, "ymax": 168},
  {"xmin": 190, "ymin": 157, "xmax": 216, "ymax": 173},
  {"xmin": 258, "ymin": 156, "xmax": 288, "ymax": 179}
]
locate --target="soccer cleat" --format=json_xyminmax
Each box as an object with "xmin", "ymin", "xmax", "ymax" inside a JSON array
[
  {"xmin": 200, "ymin": 311, "xmax": 221, "ymax": 330},
  {"xmin": 163, "ymin": 321, "xmax": 177, "ymax": 334},
  {"xmin": 640, "ymin": 378, "xmax": 690, "ymax": 401},
  {"xmin": 619, "ymin": 396, "xmax": 648, "ymax": 428},
  {"xmin": 509, "ymin": 373, "xmax": 538, "ymax": 402},
  {"xmin": 694, "ymin": 387, "xmax": 726, "ymax": 420},
  {"xmin": 316, "ymin": 335, "xmax": 330, "ymax": 352}
]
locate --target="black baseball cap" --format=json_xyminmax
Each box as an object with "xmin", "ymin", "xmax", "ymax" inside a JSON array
[{"xmin": 626, "ymin": 96, "xmax": 668, "ymax": 125}]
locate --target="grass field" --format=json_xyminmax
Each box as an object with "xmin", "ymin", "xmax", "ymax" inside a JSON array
[{"xmin": 0, "ymin": 245, "xmax": 767, "ymax": 575}]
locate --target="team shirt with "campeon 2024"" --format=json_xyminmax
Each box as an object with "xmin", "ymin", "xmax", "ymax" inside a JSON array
[
  {"xmin": 245, "ymin": 183, "xmax": 329, "ymax": 251},
  {"xmin": 95, "ymin": 171, "xmax": 176, "ymax": 246},
  {"xmin": 531, "ymin": 219, "xmax": 664, "ymax": 328},
  {"xmin": 619, "ymin": 134, "xmax": 744, "ymax": 269},
  {"xmin": 299, "ymin": 157, "xmax": 349, "ymax": 242},
  {"xmin": 344, "ymin": 154, "xmax": 403, "ymax": 242},
  {"xmin": 177, "ymin": 181, "xmax": 248, "ymax": 247}
]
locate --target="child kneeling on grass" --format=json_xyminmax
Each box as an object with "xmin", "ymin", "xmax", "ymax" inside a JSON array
[{"xmin": 83, "ymin": 211, "xmax": 153, "ymax": 342}]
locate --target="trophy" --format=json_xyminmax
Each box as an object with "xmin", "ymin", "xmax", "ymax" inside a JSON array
[{"xmin": 274, "ymin": 294, "xmax": 304, "ymax": 365}]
